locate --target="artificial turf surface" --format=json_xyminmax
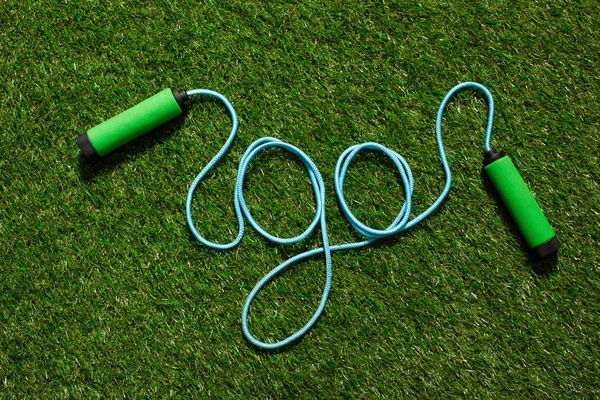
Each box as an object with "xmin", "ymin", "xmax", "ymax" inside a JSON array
[{"xmin": 1, "ymin": 0, "xmax": 599, "ymax": 397}]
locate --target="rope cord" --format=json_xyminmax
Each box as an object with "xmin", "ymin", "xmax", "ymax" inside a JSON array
[{"xmin": 185, "ymin": 82, "xmax": 495, "ymax": 350}]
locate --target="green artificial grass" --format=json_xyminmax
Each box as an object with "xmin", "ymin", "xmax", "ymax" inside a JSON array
[{"xmin": 1, "ymin": 0, "xmax": 599, "ymax": 397}]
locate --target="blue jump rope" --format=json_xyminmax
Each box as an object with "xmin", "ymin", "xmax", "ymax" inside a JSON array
[{"xmin": 78, "ymin": 82, "xmax": 559, "ymax": 350}]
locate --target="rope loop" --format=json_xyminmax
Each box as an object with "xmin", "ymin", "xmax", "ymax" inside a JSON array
[{"xmin": 185, "ymin": 82, "xmax": 495, "ymax": 349}]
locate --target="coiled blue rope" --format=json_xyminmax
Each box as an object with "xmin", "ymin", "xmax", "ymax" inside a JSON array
[{"xmin": 186, "ymin": 82, "xmax": 495, "ymax": 350}]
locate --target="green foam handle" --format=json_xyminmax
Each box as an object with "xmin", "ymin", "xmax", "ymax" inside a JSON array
[
  {"xmin": 78, "ymin": 88, "xmax": 188, "ymax": 158},
  {"xmin": 484, "ymin": 153, "xmax": 559, "ymax": 257}
]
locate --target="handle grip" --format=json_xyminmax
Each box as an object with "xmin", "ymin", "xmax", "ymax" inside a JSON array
[
  {"xmin": 483, "ymin": 149, "xmax": 560, "ymax": 257},
  {"xmin": 77, "ymin": 88, "xmax": 188, "ymax": 159}
]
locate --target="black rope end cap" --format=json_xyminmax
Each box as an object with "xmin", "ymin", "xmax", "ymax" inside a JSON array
[
  {"xmin": 172, "ymin": 88, "xmax": 189, "ymax": 109},
  {"xmin": 483, "ymin": 148, "xmax": 505, "ymax": 166}
]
